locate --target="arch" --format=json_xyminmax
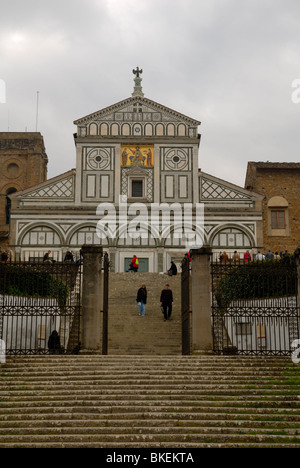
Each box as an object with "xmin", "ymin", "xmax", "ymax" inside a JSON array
[
  {"xmin": 116, "ymin": 222, "xmax": 159, "ymax": 248},
  {"xmin": 0, "ymin": 182, "xmax": 23, "ymax": 195},
  {"xmin": 178, "ymin": 124, "xmax": 186, "ymax": 137},
  {"xmin": 89, "ymin": 122, "xmax": 98, "ymax": 136},
  {"xmin": 19, "ymin": 223, "xmax": 64, "ymax": 247},
  {"xmin": 145, "ymin": 124, "xmax": 153, "ymax": 136},
  {"xmin": 100, "ymin": 123, "xmax": 108, "ymax": 136},
  {"xmin": 167, "ymin": 124, "xmax": 175, "ymax": 136},
  {"xmin": 111, "ymin": 123, "xmax": 119, "ymax": 136},
  {"xmin": 162, "ymin": 224, "xmax": 207, "ymax": 248},
  {"xmin": 122, "ymin": 123, "xmax": 131, "ymax": 136},
  {"xmin": 67, "ymin": 224, "xmax": 109, "ymax": 247},
  {"xmin": 133, "ymin": 123, "xmax": 142, "ymax": 136},
  {"xmin": 156, "ymin": 123, "xmax": 164, "ymax": 136},
  {"xmin": 267, "ymin": 196, "xmax": 289, "ymax": 208},
  {"xmin": 210, "ymin": 225, "xmax": 255, "ymax": 249}
]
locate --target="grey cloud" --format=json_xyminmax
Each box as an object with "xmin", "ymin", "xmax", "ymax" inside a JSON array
[{"xmin": 0, "ymin": 0, "xmax": 299, "ymax": 186}]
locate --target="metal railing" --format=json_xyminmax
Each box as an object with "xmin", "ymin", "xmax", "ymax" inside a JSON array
[
  {"xmin": 211, "ymin": 256, "xmax": 299, "ymax": 355},
  {"xmin": 0, "ymin": 258, "xmax": 82, "ymax": 355}
]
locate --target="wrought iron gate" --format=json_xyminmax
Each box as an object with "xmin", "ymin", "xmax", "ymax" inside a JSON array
[
  {"xmin": 211, "ymin": 258, "xmax": 299, "ymax": 355},
  {"xmin": 181, "ymin": 254, "xmax": 191, "ymax": 355},
  {"xmin": 0, "ymin": 260, "xmax": 82, "ymax": 355}
]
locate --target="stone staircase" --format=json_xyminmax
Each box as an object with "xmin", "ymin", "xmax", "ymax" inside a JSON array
[
  {"xmin": 108, "ymin": 273, "xmax": 182, "ymax": 355},
  {"xmin": 1, "ymin": 355, "xmax": 300, "ymax": 448}
]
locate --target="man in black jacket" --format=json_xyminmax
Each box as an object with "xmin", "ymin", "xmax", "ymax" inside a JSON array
[{"xmin": 160, "ymin": 284, "xmax": 174, "ymax": 321}]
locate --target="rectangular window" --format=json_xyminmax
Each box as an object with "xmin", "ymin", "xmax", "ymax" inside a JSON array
[
  {"xmin": 271, "ymin": 210, "xmax": 285, "ymax": 229},
  {"xmin": 132, "ymin": 180, "xmax": 143, "ymax": 198}
]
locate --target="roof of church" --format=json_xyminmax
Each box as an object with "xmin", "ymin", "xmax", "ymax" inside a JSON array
[{"xmin": 74, "ymin": 95, "xmax": 201, "ymax": 127}]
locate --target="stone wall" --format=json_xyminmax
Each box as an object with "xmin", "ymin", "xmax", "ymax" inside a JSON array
[{"xmin": 245, "ymin": 162, "xmax": 300, "ymax": 254}]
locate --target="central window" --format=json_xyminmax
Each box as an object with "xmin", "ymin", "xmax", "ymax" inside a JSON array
[{"xmin": 132, "ymin": 180, "xmax": 143, "ymax": 198}]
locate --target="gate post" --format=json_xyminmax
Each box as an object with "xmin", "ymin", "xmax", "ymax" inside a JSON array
[
  {"xmin": 190, "ymin": 246, "xmax": 213, "ymax": 353},
  {"xmin": 81, "ymin": 245, "xmax": 103, "ymax": 352}
]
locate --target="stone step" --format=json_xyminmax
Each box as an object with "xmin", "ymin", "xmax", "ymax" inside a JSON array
[
  {"xmin": 1, "ymin": 394, "xmax": 300, "ymax": 406},
  {"xmin": 1, "ymin": 442, "xmax": 299, "ymax": 448},
  {"xmin": 1, "ymin": 377, "xmax": 294, "ymax": 387},
  {"xmin": 1, "ymin": 417, "xmax": 300, "ymax": 429},
  {"xmin": 1, "ymin": 405, "xmax": 300, "ymax": 418},
  {"xmin": 0, "ymin": 425, "xmax": 299, "ymax": 438},
  {"xmin": 1, "ymin": 409, "xmax": 300, "ymax": 422},
  {"xmin": 107, "ymin": 273, "xmax": 182, "ymax": 354},
  {"xmin": 1, "ymin": 354, "xmax": 300, "ymax": 448},
  {"xmin": 2, "ymin": 357, "xmax": 290, "ymax": 368},
  {"xmin": 0, "ymin": 367, "xmax": 289, "ymax": 374},
  {"xmin": 0, "ymin": 432, "xmax": 299, "ymax": 446}
]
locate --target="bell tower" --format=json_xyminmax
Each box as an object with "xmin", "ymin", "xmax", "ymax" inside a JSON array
[{"xmin": 0, "ymin": 132, "xmax": 48, "ymax": 248}]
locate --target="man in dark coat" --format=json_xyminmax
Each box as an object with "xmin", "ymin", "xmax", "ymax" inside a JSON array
[{"xmin": 160, "ymin": 284, "xmax": 174, "ymax": 321}]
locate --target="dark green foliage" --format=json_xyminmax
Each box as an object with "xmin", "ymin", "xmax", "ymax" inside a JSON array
[
  {"xmin": 0, "ymin": 264, "xmax": 68, "ymax": 305},
  {"xmin": 215, "ymin": 256, "xmax": 297, "ymax": 310}
]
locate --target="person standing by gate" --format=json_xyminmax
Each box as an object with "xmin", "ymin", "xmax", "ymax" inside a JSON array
[
  {"xmin": 160, "ymin": 284, "xmax": 174, "ymax": 321},
  {"xmin": 136, "ymin": 284, "xmax": 147, "ymax": 316}
]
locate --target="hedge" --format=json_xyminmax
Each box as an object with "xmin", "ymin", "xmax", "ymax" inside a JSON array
[
  {"xmin": 215, "ymin": 256, "xmax": 297, "ymax": 310},
  {"xmin": 0, "ymin": 264, "xmax": 68, "ymax": 305}
]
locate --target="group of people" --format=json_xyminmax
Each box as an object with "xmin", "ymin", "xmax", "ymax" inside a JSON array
[
  {"xmin": 43, "ymin": 249, "xmax": 83, "ymax": 264},
  {"xmin": 128, "ymin": 254, "xmax": 179, "ymax": 277},
  {"xmin": 136, "ymin": 283, "xmax": 174, "ymax": 322},
  {"xmin": 219, "ymin": 249, "xmax": 290, "ymax": 264}
]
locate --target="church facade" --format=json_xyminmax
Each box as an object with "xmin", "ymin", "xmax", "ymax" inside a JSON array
[{"xmin": 9, "ymin": 71, "xmax": 263, "ymax": 271}]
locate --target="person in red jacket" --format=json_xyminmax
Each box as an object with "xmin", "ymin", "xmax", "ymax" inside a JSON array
[
  {"xmin": 244, "ymin": 250, "xmax": 252, "ymax": 263},
  {"xmin": 130, "ymin": 255, "xmax": 139, "ymax": 273}
]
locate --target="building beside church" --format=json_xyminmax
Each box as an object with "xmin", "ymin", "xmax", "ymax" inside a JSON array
[
  {"xmin": 9, "ymin": 71, "xmax": 264, "ymax": 271},
  {"xmin": 245, "ymin": 162, "xmax": 300, "ymax": 254},
  {"xmin": 0, "ymin": 133, "xmax": 48, "ymax": 250}
]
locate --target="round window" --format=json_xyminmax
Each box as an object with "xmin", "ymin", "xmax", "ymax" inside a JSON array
[{"xmin": 6, "ymin": 163, "xmax": 20, "ymax": 178}]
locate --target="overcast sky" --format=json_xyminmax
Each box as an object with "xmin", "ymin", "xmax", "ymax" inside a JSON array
[{"xmin": 0, "ymin": 0, "xmax": 299, "ymax": 187}]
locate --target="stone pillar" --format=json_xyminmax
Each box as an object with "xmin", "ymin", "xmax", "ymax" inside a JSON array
[
  {"xmin": 81, "ymin": 245, "xmax": 103, "ymax": 352},
  {"xmin": 190, "ymin": 246, "xmax": 213, "ymax": 352}
]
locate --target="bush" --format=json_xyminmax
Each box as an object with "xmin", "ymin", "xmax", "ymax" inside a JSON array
[
  {"xmin": 215, "ymin": 256, "xmax": 297, "ymax": 310},
  {"xmin": 0, "ymin": 264, "xmax": 68, "ymax": 305}
]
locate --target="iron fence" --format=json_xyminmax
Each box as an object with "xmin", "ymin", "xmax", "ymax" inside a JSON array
[
  {"xmin": 211, "ymin": 257, "xmax": 299, "ymax": 355},
  {"xmin": 0, "ymin": 259, "xmax": 82, "ymax": 355}
]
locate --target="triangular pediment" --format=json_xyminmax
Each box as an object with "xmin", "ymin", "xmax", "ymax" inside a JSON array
[
  {"xmin": 199, "ymin": 172, "xmax": 263, "ymax": 206},
  {"xmin": 74, "ymin": 96, "xmax": 200, "ymax": 127},
  {"xmin": 12, "ymin": 170, "xmax": 76, "ymax": 202}
]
